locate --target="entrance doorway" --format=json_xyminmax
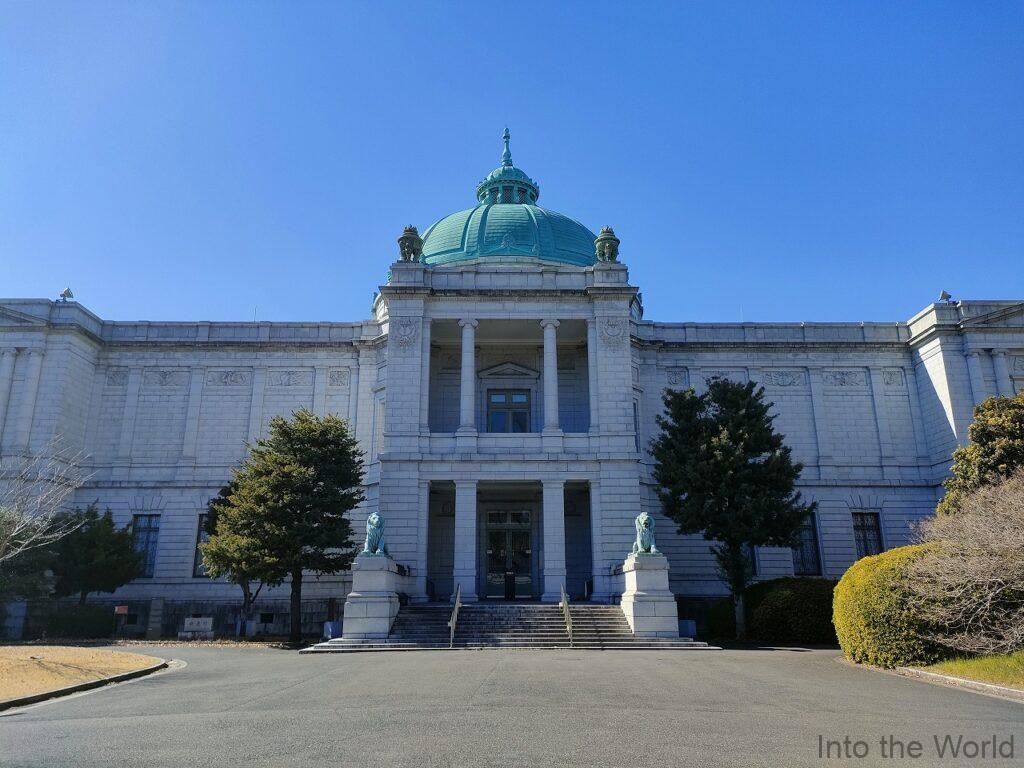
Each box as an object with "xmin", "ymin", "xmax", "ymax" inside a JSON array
[{"xmin": 484, "ymin": 510, "xmax": 533, "ymax": 600}]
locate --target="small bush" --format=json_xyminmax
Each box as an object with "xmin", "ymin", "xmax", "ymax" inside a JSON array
[
  {"xmin": 750, "ymin": 578, "xmax": 838, "ymax": 645},
  {"xmin": 705, "ymin": 577, "xmax": 837, "ymax": 643},
  {"xmin": 833, "ymin": 545, "xmax": 944, "ymax": 668},
  {"xmin": 42, "ymin": 604, "xmax": 114, "ymax": 638}
]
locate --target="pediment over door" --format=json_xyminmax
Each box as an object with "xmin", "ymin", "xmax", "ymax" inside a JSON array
[{"xmin": 478, "ymin": 361, "xmax": 540, "ymax": 379}]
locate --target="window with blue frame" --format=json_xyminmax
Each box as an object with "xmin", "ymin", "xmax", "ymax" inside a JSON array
[{"xmin": 132, "ymin": 514, "xmax": 160, "ymax": 578}]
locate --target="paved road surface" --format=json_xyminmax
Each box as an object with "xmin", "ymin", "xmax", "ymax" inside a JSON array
[{"xmin": 2, "ymin": 646, "xmax": 1020, "ymax": 767}]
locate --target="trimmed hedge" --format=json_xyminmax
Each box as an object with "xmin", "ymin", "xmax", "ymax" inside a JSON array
[
  {"xmin": 706, "ymin": 577, "xmax": 838, "ymax": 643},
  {"xmin": 833, "ymin": 544, "xmax": 943, "ymax": 668},
  {"xmin": 41, "ymin": 604, "xmax": 114, "ymax": 638},
  {"xmin": 750, "ymin": 578, "xmax": 838, "ymax": 644}
]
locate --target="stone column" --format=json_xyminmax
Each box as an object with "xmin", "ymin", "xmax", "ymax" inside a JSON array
[
  {"xmin": 117, "ymin": 367, "xmax": 143, "ymax": 464},
  {"xmin": 414, "ymin": 479, "xmax": 430, "ymax": 602},
  {"xmin": 312, "ymin": 365, "xmax": 329, "ymax": 416},
  {"xmin": 991, "ymin": 350, "xmax": 1014, "ymax": 397},
  {"xmin": 247, "ymin": 367, "xmax": 267, "ymax": 443},
  {"xmin": 540, "ymin": 319, "xmax": 560, "ymax": 433},
  {"xmin": 586, "ymin": 320, "xmax": 599, "ymax": 434},
  {"xmin": 419, "ymin": 318, "xmax": 431, "ymax": 435},
  {"xmin": 965, "ymin": 350, "xmax": 988, "ymax": 405},
  {"xmin": 0, "ymin": 348, "xmax": 17, "ymax": 445},
  {"xmin": 541, "ymin": 479, "xmax": 566, "ymax": 602},
  {"xmin": 452, "ymin": 479, "xmax": 478, "ymax": 602},
  {"xmin": 457, "ymin": 319, "xmax": 477, "ymax": 435},
  {"xmin": 588, "ymin": 480, "xmax": 609, "ymax": 602},
  {"xmin": 180, "ymin": 366, "xmax": 206, "ymax": 461},
  {"xmin": 14, "ymin": 349, "xmax": 44, "ymax": 451}
]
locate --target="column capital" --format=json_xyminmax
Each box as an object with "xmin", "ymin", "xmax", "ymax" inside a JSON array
[
  {"xmin": 539, "ymin": 318, "xmax": 560, "ymax": 330},
  {"xmin": 25, "ymin": 348, "xmax": 45, "ymax": 358},
  {"xmin": 458, "ymin": 318, "xmax": 478, "ymax": 329},
  {"xmin": 454, "ymin": 479, "xmax": 478, "ymax": 491},
  {"xmin": 991, "ymin": 349, "xmax": 1007, "ymax": 359},
  {"xmin": 0, "ymin": 347, "xmax": 17, "ymax": 357},
  {"xmin": 965, "ymin": 349, "xmax": 982, "ymax": 359}
]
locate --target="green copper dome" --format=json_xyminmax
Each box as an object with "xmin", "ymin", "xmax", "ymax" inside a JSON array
[{"xmin": 420, "ymin": 130, "xmax": 598, "ymax": 267}]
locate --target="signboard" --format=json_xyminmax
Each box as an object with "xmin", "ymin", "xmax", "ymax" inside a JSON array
[
  {"xmin": 183, "ymin": 617, "xmax": 214, "ymax": 633},
  {"xmin": 114, "ymin": 605, "xmax": 129, "ymax": 615}
]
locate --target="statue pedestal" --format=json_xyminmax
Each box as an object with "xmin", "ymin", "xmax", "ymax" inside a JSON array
[
  {"xmin": 619, "ymin": 553, "xmax": 679, "ymax": 638},
  {"xmin": 342, "ymin": 554, "xmax": 401, "ymax": 639}
]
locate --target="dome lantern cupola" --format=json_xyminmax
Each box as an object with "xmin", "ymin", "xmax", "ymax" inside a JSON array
[{"xmin": 475, "ymin": 128, "xmax": 540, "ymax": 205}]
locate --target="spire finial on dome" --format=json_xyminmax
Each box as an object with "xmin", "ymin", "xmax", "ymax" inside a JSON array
[{"xmin": 501, "ymin": 127, "xmax": 512, "ymax": 167}]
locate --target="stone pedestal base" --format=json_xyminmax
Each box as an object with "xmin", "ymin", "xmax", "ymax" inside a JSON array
[
  {"xmin": 342, "ymin": 554, "xmax": 401, "ymax": 639},
  {"xmin": 619, "ymin": 553, "xmax": 679, "ymax": 638}
]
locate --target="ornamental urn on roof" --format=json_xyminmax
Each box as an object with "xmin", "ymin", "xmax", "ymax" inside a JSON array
[
  {"xmin": 397, "ymin": 225, "xmax": 423, "ymax": 262},
  {"xmin": 594, "ymin": 226, "xmax": 620, "ymax": 262}
]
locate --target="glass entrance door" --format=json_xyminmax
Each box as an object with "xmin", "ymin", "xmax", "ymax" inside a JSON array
[{"xmin": 484, "ymin": 511, "xmax": 533, "ymax": 600}]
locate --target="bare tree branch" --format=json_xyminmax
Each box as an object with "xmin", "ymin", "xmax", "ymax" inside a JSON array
[
  {"xmin": 0, "ymin": 439, "xmax": 89, "ymax": 565},
  {"xmin": 906, "ymin": 472, "xmax": 1024, "ymax": 655}
]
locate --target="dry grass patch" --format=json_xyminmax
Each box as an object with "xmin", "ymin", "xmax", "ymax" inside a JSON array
[
  {"xmin": 0, "ymin": 646, "xmax": 161, "ymax": 702},
  {"xmin": 927, "ymin": 651, "xmax": 1024, "ymax": 689}
]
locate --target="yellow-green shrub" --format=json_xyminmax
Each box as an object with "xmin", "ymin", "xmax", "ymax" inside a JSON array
[{"xmin": 833, "ymin": 544, "xmax": 944, "ymax": 668}]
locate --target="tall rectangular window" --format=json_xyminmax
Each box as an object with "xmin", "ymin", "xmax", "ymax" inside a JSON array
[
  {"xmin": 487, "ymin": 390, "xmax": 530, "ymax": 433},
  {"xmin": 193, "ymin": 514, "xmax": 209, "ymax": 578},
  {"xmin": 792, "ymin": 514, "xmax": 822, "ymax": 576},
  {"xmin": 132, "ymin": 514, "xmax": 160, "ymax": 578},
  {"xmin": 852, "ymin": 511, "xmax": 883, "ymax": 559}
]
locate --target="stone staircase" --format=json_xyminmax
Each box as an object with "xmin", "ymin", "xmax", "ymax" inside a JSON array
[{"xmin": 304, "ymin": 603, "xmax": 718, "ymax": 653}]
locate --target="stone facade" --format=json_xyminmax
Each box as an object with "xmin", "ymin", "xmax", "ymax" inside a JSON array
[
  {"xmin": 2, "ymin": 282, "xmax": 1021, "ymax": 609},
  {"xmin": 2, "ymin": 139, "xmax": 1022, "ymax": 613}
]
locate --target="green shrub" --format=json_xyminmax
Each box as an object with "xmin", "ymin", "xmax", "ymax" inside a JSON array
[
  {"xmin": 42, "ymin": 604, "xmax": 114, "ymax": 638},
  {"xmin": 750, "ymin": 578, "xmax": 838, "ymax": 645},
  {"xmin": 833, "ymin": 544, "xmax": 944, "ymax": 668},
  {"xmin": 705, "ymin": 577, "xmax": 837, "ymax": 643}
]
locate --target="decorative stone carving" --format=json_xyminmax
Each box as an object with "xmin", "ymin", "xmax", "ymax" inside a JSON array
[
  {"xmin": 362, "ymin": 511, "xmax": 388, "ymax": 556},
  {"xmin": 594, "ymin": 226, "xmax": 620, "ymax": 262},
  {"xmin": 599, "ymin": 317, "xmax": 627, "ymax": 347},
  {"xmin": 397, "ymin": 225, "xmax": 422, "ymax": 262},
  {"xmin": 666, "ymin": 368, "xmax": 688, "ymax": 387},
  {"xmin": 631, "ymin": 511, "xmax": 659, "ymax": 555},
  {"xmin": 142, "ymin": 369, "xmax": 188, "ymax": 387},
  {"xmin": 106, "ymin": 368, "xmax": 129, "ymax": 386},
  {"xmin": 205, "ymin": 370, "xmax": 250, "ymax": 386},
  {"xmin": 328, "ymin": 368, "xmax": 351, "ymax": 388},
  {"xmin": 268, "ymin": 369, "xmax": 314, "ymax": 387},
  {"xmin": 631, "ymin": 365, "xmax": 640, "ymax": 384},
  {"xmin": 391, "ymin": 318, "xmax": 419, "ymax": 348},
  {"xmin": 762, "ymin": 370, "xmax": 803, "ymax": 387},
  {"xmin": 1014, "ymin": 356, "xmax": 1024, "ymax": 373},
  {"xmin": 823, "ymin": 369, "xmax": 868, "ymax": 387},
  {"xmin": 882, "ymin": 369, "xmax": 905, "ymax": 387}
]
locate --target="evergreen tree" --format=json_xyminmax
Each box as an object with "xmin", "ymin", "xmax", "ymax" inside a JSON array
[
  {"xmin": 202, "ymin": 410, "xmax": 363, "ymax": 644},
  {"xmin": 52, "ymin": 505, "xmax": 142, "ymax": 605},
  {"xmin": 651, "ymin": 378, "xmax": 815, "ymax": 638},
  {"xmin": 937, "ymin": 392, "xmax": 1024, "ymax": 516}
]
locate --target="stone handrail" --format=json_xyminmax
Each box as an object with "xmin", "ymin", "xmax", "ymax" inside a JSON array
[
  {"xmin": 560, "ymin": 583, "xmax": 573, "ymax": 648},
  {"xmin": 448, "ymin": 584, "xmax": 462, "ymax": 649}
]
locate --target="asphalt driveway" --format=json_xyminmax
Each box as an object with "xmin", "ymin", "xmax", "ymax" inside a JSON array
[{"xmin": 1, "ymin": 645, "xmax": 1020, "ymax": 767}]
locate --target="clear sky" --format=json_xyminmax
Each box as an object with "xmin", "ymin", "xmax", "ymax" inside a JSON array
[{"xmin": 2, "ymin": 2, "xmax": 1021, "ymax": 324}]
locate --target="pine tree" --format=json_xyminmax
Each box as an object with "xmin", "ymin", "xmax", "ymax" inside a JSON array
[
  {"xmin": 650, "ymin": 378, "xmax": 815, "ymax": 638},
  {"xmin": 937, "ymin": 392, "xmax": 1024, "ymax": 516},
  {"xmin": 52, "ymin": 505, "xmax": 142, "ymax": 605},
  {"xmin": 202, "ymin": 410, "xmax": 363, "ymax": 644}
]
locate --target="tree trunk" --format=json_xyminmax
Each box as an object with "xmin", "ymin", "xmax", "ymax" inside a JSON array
[
  {"xmin": 733, "ymin": 593, "xmax": 746, "ymax": 640},
  {"xmin": 239, "ymin": 582, "xmax": 252, "ymax": 638},
  {"xmin": 289, "ymin": 568, "xmax": 303, "ymax": 645}
]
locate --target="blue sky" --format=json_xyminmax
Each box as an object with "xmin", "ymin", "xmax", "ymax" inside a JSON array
[{"xmin": 1, "ymin": 2, "xmax": 1021, "ymax": 323}]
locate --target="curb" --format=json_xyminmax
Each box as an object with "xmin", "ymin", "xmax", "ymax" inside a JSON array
[
  {"xmin": 0, "ymin": 658, "xmax": 168, "ymax": 712},
  {"xmin": 895, "ymin": 666, "xmax": 1024, "ymax": 703}
]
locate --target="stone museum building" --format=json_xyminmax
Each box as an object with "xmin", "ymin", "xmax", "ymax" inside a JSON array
[{"xmin": 2, "ymin": 132, "xmax": 1023, "ymax": 631}]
